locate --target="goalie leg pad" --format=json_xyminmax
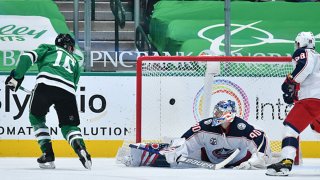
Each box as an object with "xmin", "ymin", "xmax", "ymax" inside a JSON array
[
  {"xmin": 137, "ymin": 143, "xmax": 170, "ymax": 167},
  {"xmin": 122, "ymin": 143, "xmax": 170, "ymax": 167}
]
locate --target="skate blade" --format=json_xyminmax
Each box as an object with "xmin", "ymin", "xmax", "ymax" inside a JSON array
[
  {"xmin": 80, "ymin": 150, "xmax": 92, "ymax": 170},
  {"xmin": 39, "ymin": 162, "xmax": 56, "ymax": 169},
  {"xmin": 265, "ymin": 168, "xmax": 289, "ymax": 176}
]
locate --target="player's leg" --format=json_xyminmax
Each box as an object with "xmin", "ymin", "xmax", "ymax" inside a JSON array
[
  {"xmin": 308, "ymin": 99, "xmax": 320, "ymax": 139},
  {"xmin": 266, "ymin": 99, "xmax": 314, "ymax": 176},
  {"xmin": 61, "ymin": 125, "xmax": 92, "ymax": 169},
  {"xmin": 266, "ymin": 125, "xmax": 298, "ymax": 176},
  {"xmin": 310, "ymin": 119, "xmax": 320, "ymax": 138},
  {"xmin": 29, "ymin": 113, "xmax": 55, "ymax": 169},
  {"xmin": 54, "ymin": 89, "xmax": 92, "ymax": 170},
  {"xmin": 29, "ymin": 84, "xmax": 55, "ymax": 169},
  {"xmin": 283, "ymin": 99, "xmax": 320, "ymax": 158}
]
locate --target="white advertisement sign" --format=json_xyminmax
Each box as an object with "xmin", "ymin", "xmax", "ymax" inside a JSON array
[
  {"xmin": 0, "ymin": 15, "xmax": 57, "ymax": 50},
  {"xmin": 0, "ymin": 75, "xmax": 136, "ymax": 140},
  {"xmin": 0, "ymin": 75, "xmax": 317, "ymax": 142}
]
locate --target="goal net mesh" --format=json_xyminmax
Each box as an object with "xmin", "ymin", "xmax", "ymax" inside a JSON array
[{"xmin": 134, "ymin": 56, "xmax": 301, "ymax": 164}]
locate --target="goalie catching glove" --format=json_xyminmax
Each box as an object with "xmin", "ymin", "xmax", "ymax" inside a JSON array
[
  {"xmin": 281, "ymin": 74, "xmax": 299, "ymax": 104},
  {"xmin": 5, "ymin": 69, "xmax": 24, "ymax": 92}
]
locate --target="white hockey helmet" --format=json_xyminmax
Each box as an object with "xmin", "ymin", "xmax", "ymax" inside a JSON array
[
  {"xmin": 294, "ymin": 31, "xmax": 315, "ymax": 50},
  {"xmin": 212, "ymin": 100, "xmax": 237, "ymax": 126}
]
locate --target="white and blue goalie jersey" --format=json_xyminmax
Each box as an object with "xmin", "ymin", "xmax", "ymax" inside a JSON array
[{"xmin": 180, "ymin": 116, "xmax": 272, "ymax": 166}]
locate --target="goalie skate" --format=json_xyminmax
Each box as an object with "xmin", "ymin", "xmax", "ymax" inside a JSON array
[{"xmin": 37, "ymin": 153, "xmax": 55, "ymax": 169}]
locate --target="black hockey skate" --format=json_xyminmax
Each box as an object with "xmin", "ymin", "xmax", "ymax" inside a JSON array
[
  {"xmin": 37, "ymin": 153, "xmax": 55, "ymax": 169},
  {"xmin": 73, "ymin": 139, "xmax": 92, "ymax": 170},
  {"xmin": 265, "ymin": 158, "xmax": 293, "ymax": 176}
]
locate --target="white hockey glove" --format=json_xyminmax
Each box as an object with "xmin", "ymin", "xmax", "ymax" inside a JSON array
[
  {"xmin": 233, "ymin": 152, "xmax": 268, "ymax": 170},
  {"xmin": 5, "ymin": 70, "xmax": 24, "ymax": 92}
]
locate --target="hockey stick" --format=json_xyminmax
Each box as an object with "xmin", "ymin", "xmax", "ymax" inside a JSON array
[
  {"xmin": 17, "ymin": 86, "xmax": 32, "ymax": 94},
  {"xmin": 129, "ymin": 144, "xmax": 240, "ymax": 170},
  {"xmin": 1, "ymin": 80, "xmax": 32, "ymax": 94}
]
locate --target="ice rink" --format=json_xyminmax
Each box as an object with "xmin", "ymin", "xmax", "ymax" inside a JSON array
[{"xmin": 0, "ymin": 158, "xmax": 319, "ymax": 180}]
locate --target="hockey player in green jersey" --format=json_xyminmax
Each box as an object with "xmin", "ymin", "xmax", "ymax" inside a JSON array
[{"xmin": 5, "ymin": 34, "xmax": 92, "ymax": 170}]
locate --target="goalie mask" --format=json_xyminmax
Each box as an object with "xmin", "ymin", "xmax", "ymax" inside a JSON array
[
  {"xmin": 55, "ymin": 33, "xmax": 75, "ymax": 53},
  {"xmin": 212, "ymin": 100, "xmax": 237, "ymax": 126},
  {"xmin": 294, "ymin": 31, "xmax": 315, "ymax": 51}
]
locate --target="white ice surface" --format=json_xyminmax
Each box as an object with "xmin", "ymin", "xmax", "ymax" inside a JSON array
[{"xmin": 0, "ymin": 158, "xmax": 319, "ymax": 180}]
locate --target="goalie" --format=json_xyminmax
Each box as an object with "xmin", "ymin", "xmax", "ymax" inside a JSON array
[{"xmin": 119, "ymin": 100, "xmax": 272, "ymax": 170}]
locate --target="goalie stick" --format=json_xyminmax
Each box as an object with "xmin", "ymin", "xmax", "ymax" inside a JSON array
[{"xmin": 129, "ymin": 144, "xmax": 240, "ymax": 170}]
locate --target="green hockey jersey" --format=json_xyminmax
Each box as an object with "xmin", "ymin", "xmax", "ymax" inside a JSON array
[{"xmin": 14, "ymin": 44, "xmax": 80, "ymax": 94}]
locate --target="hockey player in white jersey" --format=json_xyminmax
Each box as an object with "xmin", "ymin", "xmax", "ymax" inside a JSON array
[
  {"xmin": 120, "ymin": 100, "xmax": 272, "ymax": 169},
  {"xmin": 266, "ymin": 31, "xmax": 320, "ymax": 176}
]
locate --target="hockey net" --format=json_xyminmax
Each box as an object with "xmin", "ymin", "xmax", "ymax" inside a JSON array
[{"xmin": 134, "ymin": 56, "xmax": 301, "ymax": 165}]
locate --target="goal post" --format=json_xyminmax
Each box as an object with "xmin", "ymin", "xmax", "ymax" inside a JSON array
[
  {"xmin": 136, "ymin": 55, "xmax": 301, "ymax": 164},
  {"xmin": 202, "ymin": 61, "xmax": 221, "ymax": 119}
]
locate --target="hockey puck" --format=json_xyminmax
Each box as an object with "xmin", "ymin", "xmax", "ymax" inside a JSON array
[{"xmin": 169, "ymin": 98, "xmax": 175, "ymax": 105}]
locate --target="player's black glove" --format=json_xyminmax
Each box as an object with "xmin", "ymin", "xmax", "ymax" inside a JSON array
[
  {"xmin": 5, "ymin": 69, "xmax": 24, "ymax": 92},
  {"xmin": 282, "ymin": 93, "xmax": 294, "ymax": 104},
  {"xmin": 281, "ymin": 74, "xmax": 299, "ymax": 104}
]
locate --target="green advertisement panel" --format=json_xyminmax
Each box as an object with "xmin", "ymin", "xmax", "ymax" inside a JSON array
[
  {"xmin": 150, "ymin": 1, "xmax": 320, "ymax": 56},
  {"xmin": 0, "ymin": 0, "xmax": 83, "ymax": 72}
]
